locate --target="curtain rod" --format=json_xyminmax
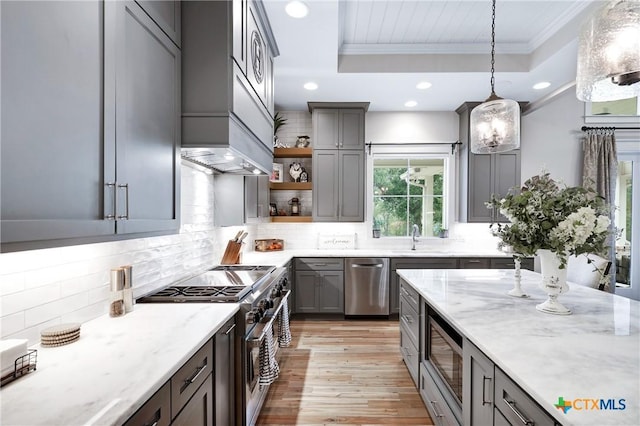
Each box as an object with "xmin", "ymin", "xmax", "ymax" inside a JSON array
[
  {"xmin": 581, "ymin": 126, "xmax": 640, "ymax": 131},
  {"xmin": 366, "ymin": 141, "xmax": 462, "ymax": 155}
]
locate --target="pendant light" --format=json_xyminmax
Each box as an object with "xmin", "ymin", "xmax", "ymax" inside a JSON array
[
  {"xmin": 576, "ymin": 0, "xmax": 640, "ymax": 102},
  {"xmin": 470, "ymin": 0, "xmax": 520, "ymax": 154}
]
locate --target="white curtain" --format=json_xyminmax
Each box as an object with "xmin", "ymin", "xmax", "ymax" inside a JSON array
[{"xmin": 582, "ymin": 129, "xmax": 618, "ymax": 291}]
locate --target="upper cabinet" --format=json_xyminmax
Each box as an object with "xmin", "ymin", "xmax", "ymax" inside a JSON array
[
  {"xmin": 0, "ymin": 0, "xmax": 180, "ymax": 252},
  {"xmin": 181, "ymin": 0, "xmax": 279, "ymax": 174},
  {"xmin": 309, "ymin": 103, "xmax": 368, "ymax": 222},
  {"xmin": 457, "ymin": 102, "xmax": 522, "ymax": 223},
  {"xmin": 309, "ymin": 104, "xmax": 366, "ymax": 150}
]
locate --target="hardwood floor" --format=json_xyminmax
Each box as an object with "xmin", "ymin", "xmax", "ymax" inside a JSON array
[{"xmin": 257, "ymin": 319, "xmax": 433, "ymax": 425}]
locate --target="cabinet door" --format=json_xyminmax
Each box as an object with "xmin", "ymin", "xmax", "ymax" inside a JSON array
[
  {"xmin": 215, "ymin": 317, "xmax": 236, "ymax": 426},
  {"xmin": 339, "ymin": 151, "xmax": 365, "ymax": 221},
  {"xmin": 319, "ymin": 270, "xmax": 344, "ymax": 313},
  {"xmin": 313, "ymin": 109, "xmax": 340, "ymax": 149},
  {"xmin": 113, "ymin": 0, "xmax": 180, "ymax": 234},
  {"xmin": 494, "ymin": 367, "xmax": 556, "ymax": 426},
  {"xmin": 493, "ymin": 151, "xmax": 521, "ymax": 221},
  {"xmin": 1, "ymin": 0, "xmax": 115, "ymax": 247},
  {"xmin": 463, "ymin": 340, "xmax": 494, "ymax": 426},
  {"xmin": 312, "ymin": 150, "xmax": 339, "ymax": 221},
  {"xmin": 340, "ymin": 109, "xmax": 365, "ymax": 149},
  {"xmin": 172, "ymin": 373, "xmax": 214, "ymax": 426},
  {"xmin": 124, "ymin": 381, "xmax": 171, "ymax": 426},
  {"xmin": 294, "ymin": 271, "xmax": 320, "ymax": 313},
  {"xmin": 245, "ymin": 175, "xmax": 269, "ymax": 223},
  {"xmin": 135, "ymin": 0, "xmax": 180, "ymax": 46},
  {"xmin": 468, "ymin": 153, "xmax": 493, "ymax": 223}
]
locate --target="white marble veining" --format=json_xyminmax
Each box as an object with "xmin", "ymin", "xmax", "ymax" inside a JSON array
[
  {"xmin": 0, "ymin": 303, "xmax": 238, "ymax": 426},
  {"xmin": 397, "ymin": 268, "xmax": 640, "ymax": 426}
]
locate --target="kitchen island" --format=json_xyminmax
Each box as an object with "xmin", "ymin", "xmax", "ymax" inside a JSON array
[
  {"xmin": 397, "ymin": 268, "xmax": 639, "ymax": 426},
  {"xmin": 0, "ymin": 303, "xmax": 238, "ymax": 425}
]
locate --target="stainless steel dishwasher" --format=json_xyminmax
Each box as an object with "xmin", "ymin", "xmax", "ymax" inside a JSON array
[{"xmin": 345, "ymin": 258, "xmax": 390, "ymax": 316}]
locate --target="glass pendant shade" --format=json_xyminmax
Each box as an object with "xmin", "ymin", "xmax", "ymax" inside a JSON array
[
  {"xmin": 576, "ymin": 0, "xmax": 640, "ymax": 102},
  {"xmin": 470, "ymin": 98, "xmax": 521, "ymax": 154}
]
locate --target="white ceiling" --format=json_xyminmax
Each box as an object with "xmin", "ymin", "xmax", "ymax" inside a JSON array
[{"xmin": 263, "ymin": 0, "xmax": 606, "ymax": 112}]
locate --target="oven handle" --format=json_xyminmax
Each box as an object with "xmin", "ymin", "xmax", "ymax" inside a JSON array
[{"xmin": 247, "ymin": 290, "xmax": 291, "ymax": 348}]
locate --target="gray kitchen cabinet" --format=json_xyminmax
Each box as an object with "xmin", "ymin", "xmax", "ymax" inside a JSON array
[
  {"xmin": 494, "ymin": 367, "xmax": 556, "ymax": 426},
  {"xmin": 0, "ymin": 0, "xmax": 179, "ymax": 252},
  {"xmin": 113, "ymin": 0, "xmax": 181, "ymax": 235},
  {"xmin": 390, "ymin": 258, "xmax": 458, "ymax": 315},
  {"xmin": 399, "ymin": 278, "xmax": 420, "ymax": 387},
  {"xmin": 463, "ymin": 339, "xmax": 494, "ymax": 426},
  {"xmin": 1, "ymin": 1, "xmax": 115, "ymax": 247},
  {"xmin": 172, "ymin": 374, "xmax": 213, "ymax": 426},
  {"xmin": 124, "ymin": 381, "xmax": 171, "ymax": 426},
  {"xmin": 310, "ymin": 107, "xmax": 365, "ymax": 150},
  {"xmin": 456, "ymin": 102, "xmax": 522, "ymax": 223},
  {"xmin": 214, "ymin": 317, "xmax": 236, "ymax": 426},
  {"xmin": 214, "ymin": 174, "xmax": 269, "ymax": 226},
  {"xmin": 420, "ymin": 363, "xmax": 461, "ymax": 426},
  {"xmin": 136, "ymin": 0, "xmax": 181, "ymax": 46},
  {"xmin": 125, "ymin": 338, "xmax": 213, "ymax": 426},
  {"xmin": 312, "ymin": 150, "xmax": 364, "ymax": 222},
  {"xmin": 459, "ymin": 257, "xmax": 534, "ymax": 271},
  {"xmin": 245, "ymin": 175, "xmax": 270, "ymax": 223},
  {"xmin": 294, "ymin": 258, "xmax": 345, "ymax": 314}
]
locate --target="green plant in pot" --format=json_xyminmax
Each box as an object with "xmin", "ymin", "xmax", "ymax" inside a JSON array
[{"xmin": 273, "ymin": 112, "xmax": 287, "ymax": 147}]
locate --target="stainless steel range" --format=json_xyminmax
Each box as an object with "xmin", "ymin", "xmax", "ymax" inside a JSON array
[{"xmin": 137, "ymin": 264, "xmax": 291, "ymax": 426}]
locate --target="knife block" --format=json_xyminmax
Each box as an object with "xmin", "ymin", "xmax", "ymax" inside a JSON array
[{"xmin": 220, "ymin": 240, "xmax": 242, "ymax": 264}]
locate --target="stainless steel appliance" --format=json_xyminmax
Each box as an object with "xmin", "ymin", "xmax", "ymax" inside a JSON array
[
  {"xmin": 137, "ymin": 264, "xmax": 290, "ymax": 426},
  {"xmin": 345, "ymin": 258, "xmax": 390, "ymax": 315},
  {"xmin": 425, "ymin": 308, "xmax": 463, "ymax": 418}
]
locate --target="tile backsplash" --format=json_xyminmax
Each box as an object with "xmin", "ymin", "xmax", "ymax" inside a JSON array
[{"xmin": 0, "ymin": 162, "xmax": 217, "ymax": 345}]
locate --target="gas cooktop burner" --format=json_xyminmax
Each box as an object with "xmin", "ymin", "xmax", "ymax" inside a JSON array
[{"xmin": 138, "ymin": 285, "xmax": 251, "ymax": 303}]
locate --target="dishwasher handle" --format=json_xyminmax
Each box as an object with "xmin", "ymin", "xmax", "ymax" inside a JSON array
[{"xmin": 351, "ymin": 263, "xmax": 383, "ymax": 268}]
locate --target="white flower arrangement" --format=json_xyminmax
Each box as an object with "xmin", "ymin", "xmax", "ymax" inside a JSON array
[{"xmin": 487, "ymin": 173, "xmax": 611, "ymax": 268}]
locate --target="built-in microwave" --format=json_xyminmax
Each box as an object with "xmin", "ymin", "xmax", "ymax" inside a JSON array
[{"xmin": 426, "ymin": 309, "xmax": 463, "ymax": 406}]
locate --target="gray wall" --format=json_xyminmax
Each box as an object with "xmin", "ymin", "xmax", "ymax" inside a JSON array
[{"xmin": 521, "ymin": 89, "xmax": 585, "ymax": 186}]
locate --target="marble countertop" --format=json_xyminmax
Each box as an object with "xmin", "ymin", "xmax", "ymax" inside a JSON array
[
  {"xmin": 396, "ymin": 268, "xmax": 640, "ymax": 426},
  {"xmin": 0, "ymin": 303, "xmax": 238, "ymax": 426}
]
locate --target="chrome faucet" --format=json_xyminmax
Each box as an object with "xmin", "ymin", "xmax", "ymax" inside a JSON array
[{"xmin": 411, "ymin": 224, "xmax": 420, "ymax": 250}]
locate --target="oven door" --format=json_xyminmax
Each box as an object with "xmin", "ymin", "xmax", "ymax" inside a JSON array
[{"xmin": 244, "ymin": 290, "xmax": 291, "ymax": 423}]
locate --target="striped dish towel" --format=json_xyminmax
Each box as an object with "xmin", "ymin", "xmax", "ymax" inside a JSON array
[
  {"xmin": 278, "ymin": 298, "xmax": 292, "ymax": 347},
  {"xmin": 258, "ymin": 322, "xmax": 279, "ymax": 386}
]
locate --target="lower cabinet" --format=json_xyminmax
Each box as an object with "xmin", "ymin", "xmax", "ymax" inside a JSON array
[
  {"xmin": 399, "ymin": 280, "xmax": 420, "ymax": 387},
  {"xmin": 215, "ymin": 317, "xmax": 236, "ymax": 426},
  {"xmin": 463, "ymin": 339, "xmax": 557, "ymax": 426},
  {"xmin": 419, "ymin": 363, "xmax": 461, "ymax": 426},
  {"xmin": 463, "ymin": 340, "xmax": 494, "ymax": 426},
  {"xmin": 294, "ymin": 258, "xmax": 344, "ymax": 314},
  {"xmin": 173, "ymin": 374, "xmax": 213, "ymax": 426},
  {"xmin": 126, "ymin": 335, "xmax": 219, "ymax": 426}
]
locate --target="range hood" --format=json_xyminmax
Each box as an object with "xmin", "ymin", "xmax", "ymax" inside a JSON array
[{"xmin": 181, "ymin": 112, "xmax": 274, "ymax": 175}]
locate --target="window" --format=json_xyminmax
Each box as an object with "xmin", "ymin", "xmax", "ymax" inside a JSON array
[
  {"xmin": 615, "ymin": 152, "xmax": 639, "ymax": 300},
  {"xmin": 372, "ymin": 156, "xmax": 447, "ymax": 237}
]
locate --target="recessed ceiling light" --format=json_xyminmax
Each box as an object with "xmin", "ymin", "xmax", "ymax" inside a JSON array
[
  {"xmin": 533, "ymin": 81, "xmax": 551, "ymax": 90},
  {"xmin": 252, "ymin": 168, "xmax": 261, "ymax": 175},
  {"xmin": 416, "ymin": 82, "xmax": 432, "ymax": 90},
  {"xmin": 404, "ymin": 101, "xmax": 417, "ymax": 107},
  {"xmin": 303, "ymin": 82, "xmax": 318, "ymax": 91},
  {"xmin": 285, "ymin": 1, "xmax": 309, "ymax": 18}
]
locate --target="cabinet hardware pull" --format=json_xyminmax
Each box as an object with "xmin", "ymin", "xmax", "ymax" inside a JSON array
[
  {"xmin": 352, "ymin": 264, "xmax": 383, "ymax": 268},
  {"xmin": 224, "ymin": 323, "xmax": 236, "ymax": 335},
  {"xmin": 117, "ymin": 183, "xmax": 129, "ymax": 220},
  {"xmin": 429, "ymin": 401, "xmax": 444, "ymax": 418},
  {"xmin": 503, "ymin": 397, "xmax": 534, "ymax": 425},
  {"xmin": 143, "ymin": 408, "xmax": 161, "ymax": 426},
  {"xmin": 105, "ymin": 182, "xmax": 116, "ymax": 220},
  {"xmin": 181, "ymin": 360, "xmax": 208, "ymax": 393},
  {"xmin": 482, "ymin": 376, "xmax": 492, "ymax": 405}
]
